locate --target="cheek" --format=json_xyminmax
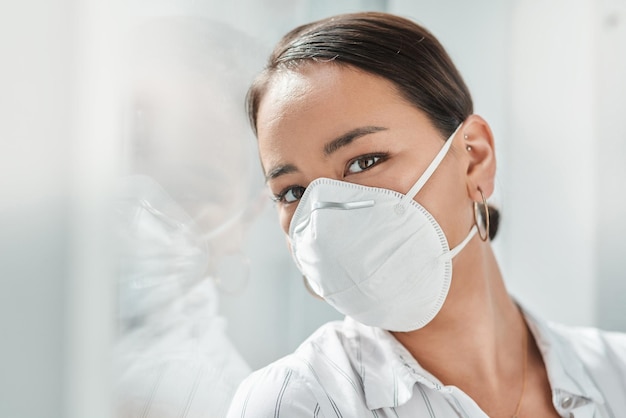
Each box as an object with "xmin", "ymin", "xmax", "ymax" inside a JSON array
[
  {"xmin": 285, "ymin": 235, "xmax": 292, "ymax": 254},
  {"xmin": 278, "ymin": 208, "xmax": 294, "ymax": 235}
]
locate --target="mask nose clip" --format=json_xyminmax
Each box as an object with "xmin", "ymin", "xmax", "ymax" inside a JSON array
[
  {"xmin": 293, "ymin": 199, "xmax": 375, "ymax": 234},
  {"xmin": 312, "ymin": 200, "xmax": 375, "ymax": 211}
]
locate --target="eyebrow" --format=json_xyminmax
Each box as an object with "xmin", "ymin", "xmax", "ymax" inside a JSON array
[
  {"xmin": 265, "ymin": 164, "xmax": 298, "ymax": 182},
  {"xmin": 323, "ymin": 126, "xmax": 388, "ymax": 156},
  {"xmin": 264, "ymin": 125, "xmax": 388, "ymax": 182}
]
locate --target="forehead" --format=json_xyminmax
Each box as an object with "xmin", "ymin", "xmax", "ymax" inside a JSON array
[
  {"xmin": 256, "ymin": 64, "xmax": 416, "ymax": 167},
  {"xmin": 257, "ymin": 63, "xmax": 402, "ymax": 128}
]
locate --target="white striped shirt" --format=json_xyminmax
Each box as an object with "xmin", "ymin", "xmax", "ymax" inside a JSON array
[{"xmin": 227, "ymin": 309, "xmax": 626, "ymax": 417}]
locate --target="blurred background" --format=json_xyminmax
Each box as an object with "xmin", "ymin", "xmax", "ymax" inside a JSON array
[{"xmin": 1, "ymin": 0, "xmax": 624, "ymax": 417}]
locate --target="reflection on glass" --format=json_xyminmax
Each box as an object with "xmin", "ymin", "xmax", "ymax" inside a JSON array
[{"xmin": 113, "ymin": 17, "xmax": 264, "ymax": 417}]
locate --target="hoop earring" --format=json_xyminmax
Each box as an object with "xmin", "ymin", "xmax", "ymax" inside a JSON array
[{"xmin": 473, "ymin": 187, "xmax": 490, "ymax": 242}]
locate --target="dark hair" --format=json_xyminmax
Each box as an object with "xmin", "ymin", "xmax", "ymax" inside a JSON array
[{"xmin": 247, "ymin": 11, "xmax": 500, "ymax": 239}]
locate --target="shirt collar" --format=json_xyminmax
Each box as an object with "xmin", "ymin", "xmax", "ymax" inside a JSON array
[
  {"xmin": 345, "ymin": 317, "xmax": 448, "ymax": 410},
  {"xmin": 347, "ymin": 306, "xmax": 606, "ymax": 412}
]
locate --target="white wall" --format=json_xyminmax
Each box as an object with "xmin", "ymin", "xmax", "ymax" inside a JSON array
[
  {"xmin": 506, "ymin": 0, "xmax": 625, "ymax": 330},
  {"xmin": 0, "ymin": 2, "xmax": 74, "ymax": 417},
  {"xmin": 1, "ymin": 0, "xmax": 120, "ymax": 417},
  {"xmin": 66, "ymin": 0, "xmax": 121, "ymax": 416},
  {"xmin": 506, "ymin": 0, "xmax": 597, "ymax": 326},
  {"xmin": 595, "ymin": 0, "xmax": 626, "ymax": 331}
]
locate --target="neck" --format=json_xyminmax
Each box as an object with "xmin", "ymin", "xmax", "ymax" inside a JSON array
[{"xmin": 392, "ymin": 237, "xmax": 529, "ymax": 415}]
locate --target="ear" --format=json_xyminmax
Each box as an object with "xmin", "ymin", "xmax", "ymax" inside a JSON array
[{"xmin": 460, "ymin": 114, "xmax": 496, "ymax": 201}]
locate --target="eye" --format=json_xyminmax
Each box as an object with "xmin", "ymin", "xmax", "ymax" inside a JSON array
[
  {"xmin": 345, "ymin": 153, "xmax": 387, "ymax": 175},
  {"xmin": 273, "ymin": 185, "xmax": 306, "ymax": 204}
]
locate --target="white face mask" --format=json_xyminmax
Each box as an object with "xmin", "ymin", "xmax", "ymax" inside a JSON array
[{"xmin": 288, "ymin": 124, "xmax": 476, "ymax": 332}]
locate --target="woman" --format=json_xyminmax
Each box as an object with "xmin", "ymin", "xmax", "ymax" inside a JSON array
[{"xmin": 228, "ymin": 12, "xmax": 625, "ymax": 417}]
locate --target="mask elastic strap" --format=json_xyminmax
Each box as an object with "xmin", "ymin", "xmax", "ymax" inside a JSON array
[
  {"xmin": 447, "ymin": 225, "xmax": 477, "ymax": 259},
  {"xmin": 399, "ymin": 123, "xmax": 463, "ymax": 207}
]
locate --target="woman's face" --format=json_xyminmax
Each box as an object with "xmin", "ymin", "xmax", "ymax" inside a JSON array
[{"xmin": 256, "ymin": 64, "xmax": 476, "ymax": 247}]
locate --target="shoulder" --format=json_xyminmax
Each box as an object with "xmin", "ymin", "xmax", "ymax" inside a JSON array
[
  {"xmin": 548, "ymin": 321, "xmax": 626, "ymax": 369},
  {"xmin": 549, "ymin": 323, "xmax": 626, "ymax": 368},
  {"xmin": 227, "ymin": 320, "xmax": 372, "ymax": 418},
  {"xmin": 523, "ymin": 305, "xmax": 626, "ymax": 376},
  {"xmin": 546, "ymin": 321, "xmax": 626, "ymax": 407}
]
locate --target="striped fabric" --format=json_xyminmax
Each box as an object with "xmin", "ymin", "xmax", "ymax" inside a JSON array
[{"xmin": 227, "ymin": 309, "xmax": 626, "ymax": 417}]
